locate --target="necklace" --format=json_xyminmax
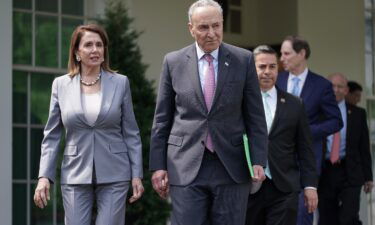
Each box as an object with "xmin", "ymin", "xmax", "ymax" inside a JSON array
[{"xmin": 80, "ymin": 73, "xmax": 101, "ymax": 86}]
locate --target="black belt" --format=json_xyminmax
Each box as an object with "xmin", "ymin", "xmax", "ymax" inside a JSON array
[
  {"xmin": 325, "ymin": 158, "xmax": 346, "ymax": 167},
  {"xmin": 203, "ymin": 148, "xmax": 218, "ymax": 160}
]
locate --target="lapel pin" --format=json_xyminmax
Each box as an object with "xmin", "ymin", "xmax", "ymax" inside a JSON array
[
  {"xmin": 280, "ymin": 98, "xmax": 285, "ymax": 103},
  {"xmin": 348, "ymin": 110, "xmax": 351, "ymax": 114},
  {"xmin": 225, "ymin": 62, "xmax": 229, "ymax": 66}
]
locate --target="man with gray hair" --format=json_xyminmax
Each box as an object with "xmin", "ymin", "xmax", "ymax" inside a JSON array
[{"xmin": 149, "ymin": 0, "xmax": 268, "ymax": 224}]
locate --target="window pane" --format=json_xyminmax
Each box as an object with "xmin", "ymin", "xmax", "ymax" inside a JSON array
[
  {"xmin": 14, "ymin": 0, "xmax": 32, "ymax": 9},
  {"xmin": 30, "ymin": 184, "xmax": 53, "ymax": 225},
  {"xmin": 62, "ymin": 18, "xmax": 83, "ymax": 68},
  {"xmin": 13, "ymin": 12, "xmax": 32, "ymax": 65},
  {"xmin": 35, "ymin": 15, "xmax": 58, "ymax": 67},
  {"xmin": 31, "ymin": 73, "xmax": 55, "ymax": 124},
  {"xmin": 13, "ymin": 128, "xmax": 27, "ymax": 179},
  {"xmin": 365, "ymin": 53, "xmax": 373, "ymax": 95},
  {"xmin": 13, "ymin": 183, "xmax": 27, "ymax": 225},
  {"xmin": 366, "ymin": 11, "xmax": 373, "ymax": 52},
  {"xmin": 30, "ymin": 128, "xmax": 44, "ymax": 180},
  {"xmin": 367, "ymin": 100, "xmax": 375, "ymax": 142},
  {"xmin": 365, "ymin": 0, "xmax": 373, "ymax": 9},
  {"xmin": 36, "ymin": 0, "xmax": 58, "ymax": 13},
  {"xmin": 13, "ymin": 71, "xmax": 28, "ymax": 124},
  {"xmin": 230, "ymin": 9, "xmax": 241, "ymax": 34},
  {"xmin": 62, "ymin": 0, "xmax": 84, "ymax": 16}
]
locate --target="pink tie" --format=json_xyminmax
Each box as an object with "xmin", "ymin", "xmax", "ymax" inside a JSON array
[
  {"xmin": 203, "ymin": 54, "xmax": 216, "ymax": 152},
  {"xmin": 330, "ymin": 132, "xmax": 341, "ymax": 164}
]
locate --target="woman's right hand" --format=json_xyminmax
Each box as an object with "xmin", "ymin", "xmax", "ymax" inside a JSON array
[{"xmin": 34, "ymin": 177, "xmax": 50, "ymax": 209}]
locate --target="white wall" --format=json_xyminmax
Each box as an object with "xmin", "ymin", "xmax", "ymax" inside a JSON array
[
  {"xmin": 297, "ymin": 0, "xmax": 365, "ymax": 83},
  {"xmin": 254, "ymin": 0, "xmax": 297, "ymax": 46},
  {"xmin": 0, "ymin": 0, "xmax": 13, "ymax": 224},
  {"xmin": 130, "ymin": 0, "xmax": 195, "ymax": 84}
]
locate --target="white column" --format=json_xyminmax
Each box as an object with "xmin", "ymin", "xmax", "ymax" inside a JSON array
[{"xmin": 0, "ymin": 0, "xmax": 13, "ymax": 224}]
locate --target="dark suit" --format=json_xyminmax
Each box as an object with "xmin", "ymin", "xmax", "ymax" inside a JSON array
[
  {"xmin": 150, "ymin": 43, "xmax": 268, "ymax": 225},
  {"xmin": 246, "ymin": 88, "xmax": 318, "ymax": 225},
  {"xmin": 276, "ymin": 70, "xmax": 343, "ymax": 225},
  {"xmin": 318, "ymin": 103, "xmax": 373, "ymax": 225}
]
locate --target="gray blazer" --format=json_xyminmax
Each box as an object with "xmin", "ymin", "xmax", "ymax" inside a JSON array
[
  {"xmin": 38, "ymin": 70, "xmax": 143, "ymax": 184},
  {"xmin": 149, "ymin": 43, "xmax": 268, "ymax": 186}
]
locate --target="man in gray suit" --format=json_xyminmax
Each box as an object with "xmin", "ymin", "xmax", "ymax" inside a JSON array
[{"xmin": 149, "ymin": 1, "xmax": 268, "ymax": 224}]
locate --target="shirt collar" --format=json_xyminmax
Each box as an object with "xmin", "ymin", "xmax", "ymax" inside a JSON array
[
  {"xmin": 262, "ymin": 86, "xmax": 277, "ymax": 100},
  {"xmin": 338, "ymin": 100, "xmax": 346, "ymax": 108},
  {"xmin": 289, "ymin": 67, "xmax": 308, "ymax": 81},
  {"xmin": 195, "ymin": 42, "xmax": 219, "ymax": 61}
]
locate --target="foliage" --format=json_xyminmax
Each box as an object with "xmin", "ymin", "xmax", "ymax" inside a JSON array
[{"xmin": 98, "ymin": 1, "xmax": 170, "ymax": 224}]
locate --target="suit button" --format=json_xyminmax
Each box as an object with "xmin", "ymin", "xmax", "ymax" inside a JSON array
[{"xmin": 201, "ymin": 140, "xmax": 205, "ymax": 146}]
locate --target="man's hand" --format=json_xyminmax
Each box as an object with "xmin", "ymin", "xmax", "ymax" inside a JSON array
[
  {"xmin": 252, "ymin": 165, "xmax": 266, "ymax": 182},
  {"xmin": 304, "ymin": 189, "xmax": 318, "ymax": 213},
  {"xmin": 34, "ymin": 177, "xmax": 51, "ymax": 209},
  {"xmin": 151, "ymin": 170, "xmax": 169, "ymax": 199},
  {"xmin": 129, "ymin": 178, "xmax": 144, "ymax": 203},
  {"xmin": 364, "ymin": 181, "xmax": 374, "ymax": 193}
]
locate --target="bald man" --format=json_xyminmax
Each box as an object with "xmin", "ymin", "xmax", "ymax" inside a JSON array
[{"xmin": 318, "ymin": 73, "xmax": 373, "ymax": 225}]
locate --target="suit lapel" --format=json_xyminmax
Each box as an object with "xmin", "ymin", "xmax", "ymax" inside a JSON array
[
  {"xmin": 95, "ymin": 70, "xmax": 117, "ymax": 125},
  {"xmin": 300, "ymin": 71, "xmax": 315, "ymax": 101},
  {"xmin": 211, "ymin": 44, "xmax": 231, "ymax": 111},
  {"xmin": 269, "ymin": 89, "xmax": 286, "ymax": 136},
  {"xmin": 277, "ymin": 72, "xmax": 288, "ymax": 91},
  {"xmin": 186, "ymin": 45, "xmax": 207, "ymax": 112},
  {"xmin": 69, "ymin": 74, "xmax": 88, "ymax": 125}
]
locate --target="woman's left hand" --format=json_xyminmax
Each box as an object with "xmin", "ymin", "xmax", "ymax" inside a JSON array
[{"xmin": 129, "ymin": 177, "xmax": 144, "ymax": 203}]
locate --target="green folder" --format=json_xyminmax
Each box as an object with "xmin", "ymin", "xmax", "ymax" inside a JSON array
[{"xmin": 243, "ymin": 134, "xmax": 254, "ymax": 178}]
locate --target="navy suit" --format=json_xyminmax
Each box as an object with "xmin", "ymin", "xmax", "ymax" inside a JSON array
[{"xmin": 276, "ymin": 70, "xmax": 343, "ymax": 225}]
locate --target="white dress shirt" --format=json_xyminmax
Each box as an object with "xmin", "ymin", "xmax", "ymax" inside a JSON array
[
  {"xmin": 196, "ymin": 42, "xmax": 219, "ymax": 91},
  {"xmin": 82, "ymin": 91, "xmax": 102, "ymax": 126},
  {"xmin": 262, "ymin": 86, "xmax": 277, "ymax": 132}
]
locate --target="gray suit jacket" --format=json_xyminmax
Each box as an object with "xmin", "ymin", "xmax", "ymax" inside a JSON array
[
  {"xmin": 38, "ymin": 70, "xmax": 143, "ymax": 184},
  {"xmin": 149, "ymin": 43, "xmax": 268, "ymax": 186}
]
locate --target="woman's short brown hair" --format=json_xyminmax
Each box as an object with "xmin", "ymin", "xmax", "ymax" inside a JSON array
[{"xmin": 67, "ymin": 23, "xmax": 115, "ymax": 76}]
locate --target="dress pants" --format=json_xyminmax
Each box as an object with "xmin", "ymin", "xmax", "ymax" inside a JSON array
[
  {"xmin": 297, "ymin": 141, "xmax": 323, "ymax": 225},
  {"xmin": 61, "ymin": 181, "xmax": 130, "ymax": 225},
  {"xmin": 318, "ymin": 159, "xmax": 362, "ymax": 225},
  {"xmin": 246, "ymin": 178, "xmax": 299, "ymax": 225},
  {"xmin": 169, "ymin": 150, "xmax": 251, "ymax": 225}
]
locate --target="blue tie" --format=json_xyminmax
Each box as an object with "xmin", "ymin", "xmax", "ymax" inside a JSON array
[
  {"xmin": 291, "ymin": 77, "xmax": 301, "ymax": 96},
  {"xmin": 262, "ymin": 92, "xmax": 273, "ymax": 179}
]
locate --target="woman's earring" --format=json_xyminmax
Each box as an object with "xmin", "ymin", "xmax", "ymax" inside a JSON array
[{"xmin": 76, "ymin": 55, "xmax": 81, "ymax": 62}]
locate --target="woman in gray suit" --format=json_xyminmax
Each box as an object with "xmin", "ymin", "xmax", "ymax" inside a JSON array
[{"xmin": 33, "ymin": 24, "xmax": 144, "ymax": 225}]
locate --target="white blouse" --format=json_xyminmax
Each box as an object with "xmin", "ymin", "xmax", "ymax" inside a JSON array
[{"xmin": 81, "ymin": 91, "xmax": 102, "ymax": 125}]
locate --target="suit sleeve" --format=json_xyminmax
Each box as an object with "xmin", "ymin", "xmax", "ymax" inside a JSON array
[
  {"xmin": 359, "ymin": 108, "xmax": 373, "ymax": 182},
  {"xmin": 38, "ymin": 78, "xmax": 63, "ymax": 183},
  {"xmin": 297, "ymin": 102, "xmax": 318, "ymax": 188},
  {"xmin": 243, "ymin": 53, "xmax": 268, "ymax": 166},
  {"xmin": 310, "ymin": 81, "xmax": 343, "ymax": 139},
  {"xmin": 121, "ymin": 77, "xmax": 143, "ymax": 179},
  {"xmin": 149, "ymin": 56, "xmax": 176, "ymax": 171}
]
